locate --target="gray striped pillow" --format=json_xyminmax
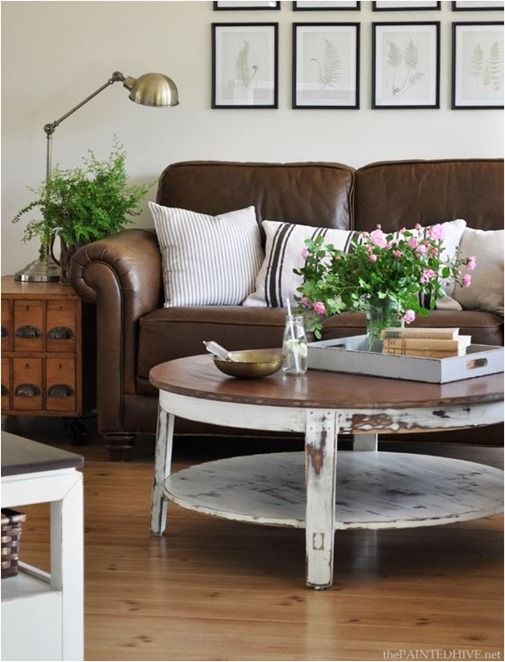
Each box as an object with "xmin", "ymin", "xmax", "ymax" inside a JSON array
[
  {"xmin": 149, "ymin": 202, "xmax": 264, "ymax": 306},
  {"xmin": 243, "ymin": 220, "xmax": 355, "ymax": 308}
]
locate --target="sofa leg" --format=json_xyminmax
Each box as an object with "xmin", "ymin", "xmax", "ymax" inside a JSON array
[{"xmin": 104, "ymin": 435, "xmax": 136, "ymax": 461}]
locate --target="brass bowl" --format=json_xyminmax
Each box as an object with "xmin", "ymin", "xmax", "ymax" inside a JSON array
[{"xmin": 213, "ymin": 349, "xmax": 283, "ymax": 379}]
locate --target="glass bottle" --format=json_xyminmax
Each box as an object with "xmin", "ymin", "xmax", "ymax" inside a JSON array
[
  {"xmin": 282, "ymin": 315, "xmax": 308, "ymax": 375},
  {"xmin": 366, "ymin": 298, "xmax": 402, "ymax": 352}
]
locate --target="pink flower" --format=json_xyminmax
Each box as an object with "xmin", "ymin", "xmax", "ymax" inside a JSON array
[
  {"xmin": 420, "ymin": 268, "xmax": 436, "ymax": 284},
  {"xmin": 301, "ymin": 246, "xmax": 309, "ymax": 261},
  {"xmin": 313, "ymin": 301, "xmax": 326, "ymax": 316},
  {"xmin": 466, "ymin": 256, "xmax": 477, "ymax": 272},
  {"xmin": 416, "ymin": 244, "xmax": 428, "ymax": 255},
  {"xmin": 463, "ymin": 273, "xmax": 472, "ymax": 288},
  {"xmin": 415, "ymin": 223, "xmax": 423, "ymax": 231},
  {"xmin": 368, "ymin": 254, "xmax": 378, "ymax": 262},
  {"xmin": 408, "ymin": 237, "xmax": 419, "ymax": 249},
  {"xmin": 300, "ymin": 296, "xmax": 311, "ymax": 308},
  {"xmin": 429, "ymin": 246, "xmax": 440, "ymax": 256},
  {"xmin": 393, "ymin": 250, "xmax": 402, "ymax": 259},
  {"xmin": 370, "ymin": 229, "xmax": 388, "ymax": 248},
  {"xmin": 402, "ymin": 310, "xmax": 416, "ymax": 324},
  {"xmin": 428, "ymin": 224, "xmax": 444, "ymax": 241}
]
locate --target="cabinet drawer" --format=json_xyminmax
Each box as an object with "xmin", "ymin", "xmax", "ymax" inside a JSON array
[
  {"xmin": 12, "ymin": 358, "xmax": 43, "ymax": 410},
  {"xmin": 2, "ymin": 299, "xmax": 12, "ymax": 352},
  {"xmin": 46, "ymin": 301, "xmax": 76, "ymax": 353},
  {"xmin": 46, "ymin": 358, "xmax": 76, "ymax": 412},
  {"xmin": 14, "ymin": 301, "xmax": 45, "ymax": 352},
  {"xmin": 2, "ymin": 358, "xmax": 10, "ymax": 411}
]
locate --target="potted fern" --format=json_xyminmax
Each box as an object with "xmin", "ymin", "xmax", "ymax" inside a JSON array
[{"xmin": 13, "ymin": 141, "xmax": 149, "ymax": 281}]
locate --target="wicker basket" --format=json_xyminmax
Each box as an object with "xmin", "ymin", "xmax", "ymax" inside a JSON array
[{"xmin": 1, "ymin": 509, "xmax": 26, "ymax": 579}]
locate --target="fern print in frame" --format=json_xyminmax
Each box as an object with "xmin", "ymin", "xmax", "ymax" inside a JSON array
[
  {"xmin": 452, "ymin": 22, "xmax": 504, "ymax": 109},
  {"xmin": 212, "ymin": 23, "xmax": 278, "ymax": 108},
  {"xmin": 373, "ymin": 22, "xmax": 440, "ymax": 108},
  {"xmin": 293, "ymin": 23, "xmax": 360, "ymax": 109}
]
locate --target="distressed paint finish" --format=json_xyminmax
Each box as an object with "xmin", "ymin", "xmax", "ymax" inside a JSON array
[
  {"xmin": 305, "ymin": 411, "xmax": 339, "ymax": 589},
  {"xmin": 163, "ymin": 452, "xmax": 504, "ymax": 529},
  {"xmin": 150, "ymin": 408, "xmax": 174, "ymax": 536}
]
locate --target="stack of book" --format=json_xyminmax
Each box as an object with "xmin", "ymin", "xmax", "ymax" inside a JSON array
[{"xmin": 381, "ymin": 327, "xmax": 471, "ymax": 359}]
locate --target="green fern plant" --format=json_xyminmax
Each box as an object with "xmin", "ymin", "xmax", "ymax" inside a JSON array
[{"xmin": 12, "ymin": 141, "xmax": 149, "ymax": 256}]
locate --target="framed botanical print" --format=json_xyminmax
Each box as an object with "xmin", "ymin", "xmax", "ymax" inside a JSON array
[
  {"xmin": 214, "ymin": 1, "xmax": 280, "ymax": 9},
  {"xmin": 373, "ymin": 1, "xmax": 440, "ymax": 10},
  {"xmin": 372, "ymin": 22, "xmax": 440, "ymax": 108},
  {"xmin": 293, "ymin": 1, "xmax": 360, "ymax": 10},
  {"xmin": 452, "ymin": 1, "xmax": 504, "ymax": 10},
  {"xmin": 293, "ymin": 23, "xmax": 360, "ymax": 108},
  {"xmin": 452, "ymin": 22, "xmax": 504, "ymax": 108},
  {"xmin": 212, "ymin": 23, "xmax": 278, "ymax": 108}
]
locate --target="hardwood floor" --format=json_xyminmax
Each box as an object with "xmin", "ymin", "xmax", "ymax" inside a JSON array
[{"xmin": 5, "ymin": 419, "xmax": 504, "ymax": 661}]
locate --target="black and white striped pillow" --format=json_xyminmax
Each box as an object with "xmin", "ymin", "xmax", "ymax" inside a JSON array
[
  {"xmin": 149, "ymin": 202, "xmax": 264, "ymax": 307},
  {"xmin": 243, "ymin": 220, "xmax": 357, "ymax": 308}
]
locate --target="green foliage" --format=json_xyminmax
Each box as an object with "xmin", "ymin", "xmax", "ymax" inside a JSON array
[
  {"xmin": 12, "ymin": 141, "xmax": 149, "ymax": 251},
  {"xmin": 295, "ymin": 226, "xmax": 472, "ymax": 339}
]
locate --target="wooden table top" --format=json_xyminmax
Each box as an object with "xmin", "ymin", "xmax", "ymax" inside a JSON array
[
  {"xmin": 1, "ymin": 433, "xmax": 83, "ymax": 477},
  {"xmin": 149, "ymin": 355, "xmax": 504, "ymax": 410},
  {"xmin": 1, "ymin": 275, "xmax": 77, "ymax": 299}
]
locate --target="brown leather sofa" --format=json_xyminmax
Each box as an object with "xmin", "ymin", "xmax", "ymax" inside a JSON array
[{"xmin": 70, "ymin": 159, "xmax": 504, "ymax": 458}]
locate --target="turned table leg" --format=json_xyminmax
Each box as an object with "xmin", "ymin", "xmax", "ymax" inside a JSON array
[
  {"xmin": 151, "ymin": 407, "xmax": 175, "ymax": 536},
  {"xmin": 305, "ymin": 410, "xmax": 339, "ymax": 590}
]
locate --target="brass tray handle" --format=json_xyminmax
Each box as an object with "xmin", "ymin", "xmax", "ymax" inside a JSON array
[
  {"xmin": 14, "ymin": 384, "xmax": 41, "ymax": 397},
  {"xmin": 47, "ymin": 326, "xmax": 74, "ymax": 340},
  {"xmin": 48, "ymin": 384, "xmax": 74, "ymax": 398},
  {"xmin": 15, "ymin": 325, "xmax": 42, "ymax": 339}
]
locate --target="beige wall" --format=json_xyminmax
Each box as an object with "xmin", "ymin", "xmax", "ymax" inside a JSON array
[{"xmin": 2, "ymin": 0, "xmax": 503, "ymax": 275}]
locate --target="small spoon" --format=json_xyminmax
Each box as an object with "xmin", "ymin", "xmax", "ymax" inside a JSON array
[{"xmin": 203, "ymin": 340, "xmax": 236, "ymax": 362}]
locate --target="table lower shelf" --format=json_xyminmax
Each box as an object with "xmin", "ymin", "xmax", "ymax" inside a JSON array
[{"xmin": 164, "ymin": 451, "xmax": 504, "ymax": 530}]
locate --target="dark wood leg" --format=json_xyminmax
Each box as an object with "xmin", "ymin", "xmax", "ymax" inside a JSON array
[{"xmin": 104, "ymin": 434, "xmax": 136, "ymax": 461}]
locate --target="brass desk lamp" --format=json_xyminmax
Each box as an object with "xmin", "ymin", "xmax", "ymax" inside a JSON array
[{"xmin": 15, "ymin": 71, "xmax": 179, "ymax": 282}]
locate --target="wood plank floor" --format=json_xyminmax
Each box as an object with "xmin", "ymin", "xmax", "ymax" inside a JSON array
[{"xmin": 5, "ymin": 419, "xmax": 504, "ymax": 661}]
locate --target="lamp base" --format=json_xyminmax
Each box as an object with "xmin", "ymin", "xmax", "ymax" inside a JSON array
[{"xmin": 14, "ymin": 255, "xmax": 61, "ymax": 282}]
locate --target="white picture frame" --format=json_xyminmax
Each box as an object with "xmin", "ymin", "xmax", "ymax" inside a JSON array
[
  {"xmin": 214, "ymin": 1, "xmax": 280, "ymax": 9},
  {"xmin": 212, "ymin": 23, "xmax": 278, "ymax": 108},
  {"xmin": 293, "ymin": 23, "xmax": 360, "ymax": 108},
  {"xmin": 453, "ymin": 1, "xmax": 504, "ymax": 10},
  {"xmin": 372, "ymin": 22, "xmax": 440, "ymax": 108},
  {"xmin": 293, "ymin": 1, "xmax": 360, "ymax": 10},
  {"xmin": 373, "ymin": 1, "xmax": 440, "ymax": 10},
  {"xmin": 452, "ymin": 22, "xmax": 504, "ymax": 108}
]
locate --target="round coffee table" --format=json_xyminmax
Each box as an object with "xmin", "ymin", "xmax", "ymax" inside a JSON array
[{"xmin": 149, "ymin": 355, "xmax": 504, "ymax": 590}]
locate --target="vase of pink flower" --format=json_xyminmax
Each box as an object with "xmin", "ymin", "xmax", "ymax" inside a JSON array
[{"xmin": 295, "ymin": 223, "xmax": 475, "ymax": 350}]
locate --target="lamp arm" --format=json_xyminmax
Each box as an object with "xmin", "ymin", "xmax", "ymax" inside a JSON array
[{"xmin": 43, "ymin": 71, "xmax": 127, "ymax": 179}]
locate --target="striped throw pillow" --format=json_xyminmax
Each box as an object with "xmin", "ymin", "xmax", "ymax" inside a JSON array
[
  {"xmin": 243, "ymin": 219, "xmax": 467, "ymax": 309},
  {"xmin": 149, "ymin": 202, "xmax": 264, "ymax": 306}
]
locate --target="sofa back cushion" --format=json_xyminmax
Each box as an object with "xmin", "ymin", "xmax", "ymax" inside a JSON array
[
  {"xmin": 157, "ymin": 161, "xmax": 355, "ymax": 231},
  {"xmin": 354, "ymin": 159, "xmax": 504, "ymax": 233}
]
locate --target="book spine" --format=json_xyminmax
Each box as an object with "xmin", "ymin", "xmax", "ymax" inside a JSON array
[
  {"xmin": 383, "ymin": 348, "xmax": 460, "ymax": 358},
  {"xmin": 382, "ymin": 337, "xmax": 470, "ymax": 351},
  {"xmin": 381, "ymin": 327, "xmax": 459, "ymax": 340}
]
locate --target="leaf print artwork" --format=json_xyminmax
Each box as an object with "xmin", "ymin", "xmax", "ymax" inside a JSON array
[
  {"xmin": 487, "ymin": 41, "xmax": 502, "ymax": 92},
  {"xmin": 387, "ymin": 38, "xmax": 425, "ymax": 96},
  {"xmin": 469, "ymin": 41, "xmax": 502, "ymax": 92},
  {"xmin": 311, "ymin": 39, "xmax": 341, "ymax": 88},
  {"xmin": 235, "ymin": 41, "xmax": 259, "ymax": 88}
]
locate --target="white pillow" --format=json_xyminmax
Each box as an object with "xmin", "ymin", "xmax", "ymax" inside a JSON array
[
  {"xmin": 149, "ymin": 202, "xmax": 264, "ymax": 306},
  {"xmin": 243, "ymin": 219, "xmax": 467, "ymax": 309},
  {"xmin": 453, "ymin": 227, "xmax": 504, "ymax": 315}
]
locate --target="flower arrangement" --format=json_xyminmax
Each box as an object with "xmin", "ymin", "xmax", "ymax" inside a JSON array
[{"xmin": 295, "ymin": 224, "xmax": 475, "ymax": 342}]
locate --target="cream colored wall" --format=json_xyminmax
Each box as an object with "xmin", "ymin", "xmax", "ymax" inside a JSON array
[{"xmin": 2, "ymin": 0, "xmax": 503, "ymax": 275}]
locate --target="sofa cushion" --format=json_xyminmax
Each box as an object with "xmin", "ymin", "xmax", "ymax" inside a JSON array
[
  {"xmin": 355, "ymin": 159, "xmax": 504, "ymax": 232},
  {"xmin": 137, "ymin": 307, "xmax": 503, "ymax": 395},
  {"xmin": 149, "ymin": 203, "xmax": 263, "ymax": 307},
  {"xmin": 454, "ymin": 227, "xmax": 504, "ymax": 315},
  {"xmin": 156, "ymin": 161, "xmax": 355, "ymax": 233}
]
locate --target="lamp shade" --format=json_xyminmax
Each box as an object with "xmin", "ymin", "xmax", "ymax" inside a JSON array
[{"xmin": 124, "ymin": 73, "xmax": 179, "ymax": 107}]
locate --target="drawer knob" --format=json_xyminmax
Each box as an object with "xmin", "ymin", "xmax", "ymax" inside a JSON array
[
  {"xmin": 1, "ymin": 325, "xmax": 7, "ymax": 338},
  {"xmin": 15, "ymin": 325, "xmax": 42, "ymax": 339},
  {"xmin": 48, "ymin": 384, "xmax": 74, "ymax": 398},
  {"xmin": 14, "ymin": 383, "xmax": 41, "ymax": 397},
  {"xmin": 1, "ymin": 384, "xmax": 8, "ymax": 396},
  {"xmin": 47, "ymin": 326, "xmax": 74, "ymax": 340}
]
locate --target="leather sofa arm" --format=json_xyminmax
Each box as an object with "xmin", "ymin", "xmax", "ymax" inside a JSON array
[{"xmin": 69, "ymin": 229, "xmax": 162, "ymax": 434}]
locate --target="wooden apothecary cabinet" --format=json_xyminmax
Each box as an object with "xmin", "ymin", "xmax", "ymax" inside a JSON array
[{"xmin": 1, "ymin": 276, "xmax": 95, "ymax": 420}]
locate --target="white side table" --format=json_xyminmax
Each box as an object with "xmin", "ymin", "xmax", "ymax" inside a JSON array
[{"xmin": 1, "ymin": 433, "xmax": 83, "ymax": 661}]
